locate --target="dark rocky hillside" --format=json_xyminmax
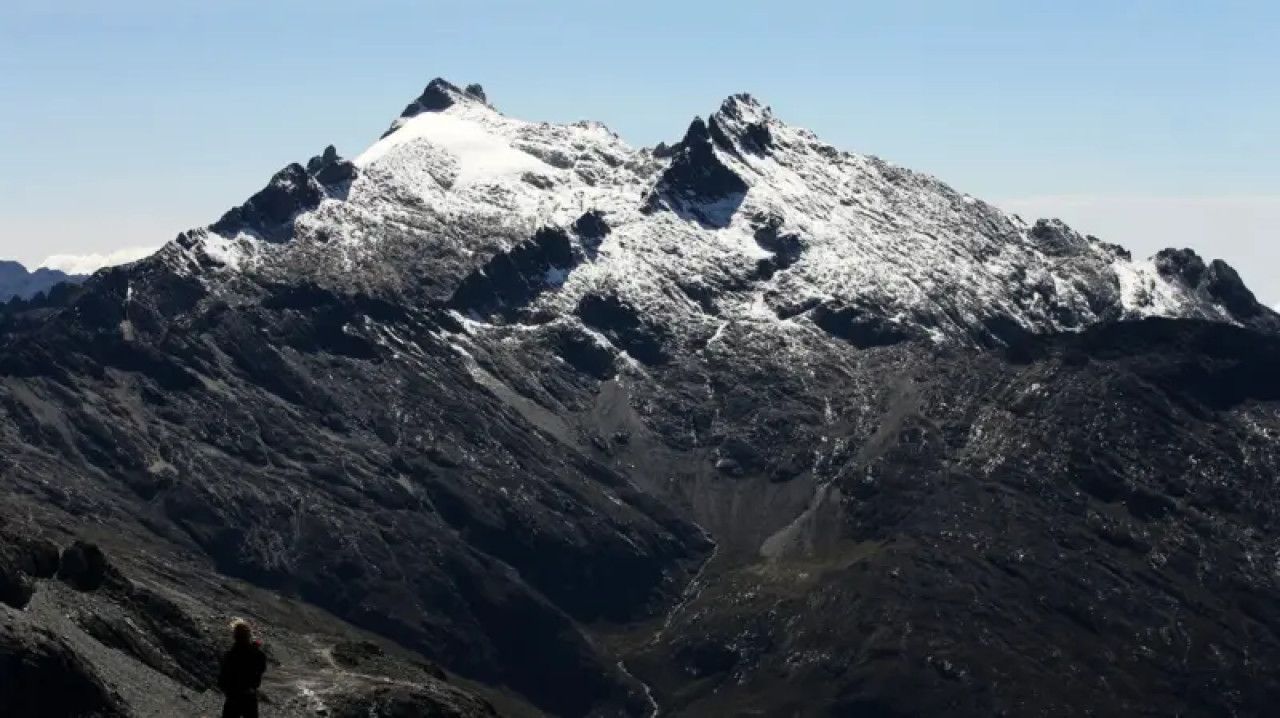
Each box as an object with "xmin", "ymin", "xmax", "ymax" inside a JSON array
[
  {"xmin": 2, "ymin": 79, "xmax": 1278, "ymax": 717},
  {"xmin": 623, "ymin": 319, "xmax": 1280, "ymax": 716}
]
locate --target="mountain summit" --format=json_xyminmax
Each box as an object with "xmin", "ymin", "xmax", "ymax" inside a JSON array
[
  {"xmin": 164, "ymin": 77, "xmax": 1275, "ymax": 354},
  {"xmin": 2, "ymin": 79, "xmax": 1279, "ymax": 718}
]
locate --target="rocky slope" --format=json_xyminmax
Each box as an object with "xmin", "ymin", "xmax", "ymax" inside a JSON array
[
  {"xmin": 1, "ymin": 527, "xmax": 521, "ymax": 718},
  {"xmin": 2, "ymin": 78, "xmax": 1279, "ymax": 717}
]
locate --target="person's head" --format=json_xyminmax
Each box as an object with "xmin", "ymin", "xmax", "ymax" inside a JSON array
[{"xmin": 231, "ymin": 619, "xmax": 253, "ymax": 645}]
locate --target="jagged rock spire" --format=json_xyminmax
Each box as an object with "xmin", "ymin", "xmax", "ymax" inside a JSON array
[{"xmin": 381, "ymin": 78, "xmax": 493, "ymax": 139}]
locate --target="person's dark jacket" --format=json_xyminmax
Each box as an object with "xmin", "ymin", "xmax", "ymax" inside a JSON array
[{"xmin": 218, "ymin": 640, "xmax": 267, "ymax": 695}]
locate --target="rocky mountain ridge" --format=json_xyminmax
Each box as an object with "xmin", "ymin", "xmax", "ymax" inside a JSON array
[
  {"xmin": 164, "ymin": 79, "xmax": 1274, "ymax": 347},
  {"xmin": 2, "ymin": 78, "xmax": 1279, "ymax": 718}
]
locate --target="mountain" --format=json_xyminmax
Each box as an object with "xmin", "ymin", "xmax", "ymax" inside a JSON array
[
  {"xmin": 0, "ymin": 260, "xmax": 85, "ymax": 301},
  {"xmin": 39, "ymin": 247, "xmax": 160, "ymax": 276},
  {"xmin": 2, "ymin": 78, "xmax": 1280, "ymax": 718},
  {"xmin": 1, "ymin": 249, "xmax": 158, "ymax": 304}
]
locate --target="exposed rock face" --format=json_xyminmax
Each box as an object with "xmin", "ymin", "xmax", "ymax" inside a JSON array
[
  {"xmin": 0, "ymin": 530, "xmax": 60, "ymax": 609},
  {"xmin": 58, "ymin": 541, "xmax": 118, "ymax": 592},
  {"xmin": 1156, "ymin": 247, "xmax": 1264, "ymax": 319},
  {"xmin": 659, "ymin": 117, "xmax": 750, "ymax": 202},
  {"xmin": 448, "ymin": 227, "xmax": 581, "ymax": 322},
  {"xmin": 209, "ymin": 146, "xmax": 356, "ymax": 242},
  {"xmin": 1, "ymin": 77, "xmax": 1279, "ymax": 718},
  {"xmin": 0, "ymin": 616, "xmax": 129, "ymax": 718}
]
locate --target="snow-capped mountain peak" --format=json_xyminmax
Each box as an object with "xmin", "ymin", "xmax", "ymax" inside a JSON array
[
  {"xmin": 383, "ymin": 78, "xmax": 493, "ymax": 138},
  {"xmin": 158, "ymin": 78, "xmax": 1277, "ymax": 355},
  {"xmin": 709, "ymin": 92, "xmax": 776, "ymax": 150}
]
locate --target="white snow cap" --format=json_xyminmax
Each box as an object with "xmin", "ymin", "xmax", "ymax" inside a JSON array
[{"xmin": 357, "ymin": 108, "xmax": 550, "ymax": 184}]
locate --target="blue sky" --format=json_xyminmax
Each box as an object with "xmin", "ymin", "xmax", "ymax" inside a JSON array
[{"xmin": 1, "ymin": 0, "xmax": 1277, "ymax": 302}]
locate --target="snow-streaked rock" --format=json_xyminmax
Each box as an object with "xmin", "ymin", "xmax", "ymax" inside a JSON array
[{"xmin": 163, "ymin": 79, "xmax": 1273, "ymax": 360}]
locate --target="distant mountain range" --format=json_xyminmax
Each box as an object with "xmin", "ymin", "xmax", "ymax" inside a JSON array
[
  {"xmin": 0, "ymin": 248, "xmax": 157, "ymax": 302},
  {"xmin": 0, "ymin": 261, "xmax": 85, "ymax": 301}
]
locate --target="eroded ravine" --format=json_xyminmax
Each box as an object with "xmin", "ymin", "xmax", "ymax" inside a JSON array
[{"xmin": 619, "ymin": 526, "xmax": 720, "ymax": 718}]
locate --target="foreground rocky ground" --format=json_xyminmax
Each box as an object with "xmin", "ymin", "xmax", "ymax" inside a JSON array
[
  {"xmin": 3, "ymin": 79, "xmax": 1279, "ymax": 717},
  {"xmin": 1, "ymin": 528, "xmax": 534, "ymax": 718}
]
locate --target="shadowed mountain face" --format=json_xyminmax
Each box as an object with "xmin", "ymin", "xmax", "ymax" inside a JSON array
[{"xmin": 2, "ymin": 79, "xmax": 1279, "ymax": 718}]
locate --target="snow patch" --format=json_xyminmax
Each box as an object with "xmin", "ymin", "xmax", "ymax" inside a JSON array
[
  {"xmin": 1113, "ymin": 259, "xmax": 1188, "ymax": 317},
  {"xmin": 199, "ymin": 234, "xmax": 257, "ymax": 270},
  {"xmin": 357, "ymin": 111, "xmax": 554, "ymax": 187}
]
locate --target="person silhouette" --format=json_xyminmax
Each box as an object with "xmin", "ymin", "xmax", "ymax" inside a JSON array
[{"xmin": 217, "ymin": 619, "xmax": 267, "ymax": 718}]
